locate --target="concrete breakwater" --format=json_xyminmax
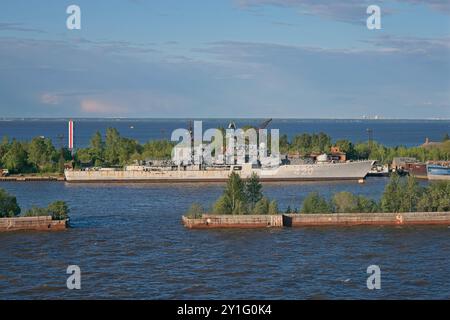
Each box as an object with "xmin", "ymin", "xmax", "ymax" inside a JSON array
[
  {"xmin": 0, "ymin": 216, "xmax": 68, "ymax": 232},
  {"xmin": 182, "ymin": 212, "xmax": 450, "ymax": 229},
  {"xmin": 182, "ymin": 214, "xmax": 284, "ymax": 229}
]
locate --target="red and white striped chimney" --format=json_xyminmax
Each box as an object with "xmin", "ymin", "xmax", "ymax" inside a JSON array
[{"xmin": 68, "ymin": 119, "xmax": 74, "ymax": 150}]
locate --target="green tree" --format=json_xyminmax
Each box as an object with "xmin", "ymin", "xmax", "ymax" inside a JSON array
[
  {"xmin": 104, "ymin": 128, "xmax": 121, "ymax": 165},
  {"xmin": 244, "ymin": 172, "xmax": 263, "ymax": 210},
  {"xmin": 117, "ymin": 138, "xmax": 140, "ymax": 165},
  {"xmin": 332, "ymin": 191, "xmax": 359, "ymax": 213},
  {"xmin": 381, "ymin": 175, "xmax": 424, "ymax": 213},
  {"xmin": 233, "ymin": 199, "xmax": 248, "ymax": 215},
  {"xmin": 90, "ymin": 131, "xmax": 105, "ymax": 165},
  {"xmin": 47, "ymin": 201, "xmax": 69, "ymax": 220},
  {"xmin": 76, "ymin": 148, "xmax": 93, "ymax": 164},
  {"xmin": 442, "ymin": 133, "xmax": 450, "ymax": 142},
  {"xmin": 0, "ymin": 188, "xmax": 21, "ymax": 218},
  {"xmin": 354, "ymin": 143, "xmax": 371, "ymax": 160},
  {"xmin": 268, "ymin": 200, "xmax": 279, "ymax": 215},
  {"xmin": 357, "ymin": 196, "xmax": 379, "ymax": 213},
  {"xmin": 381, "ymin": 173, "xmax": 402, "ymax": 212},
  {"xmin": 279, "ymin": 134, "xmax": 289, "ymax": 154},
  {"xmin": 330, "ymin": 191, "xmax": 379, "ymax": 213},
  {"xmin": 0, "ymin": 136, "xmax": 10, "ymax": 167},
  {"xmin": 224, "ymin": 172, "xmax": 246, "ymax": 213},
  {"xmin": 335, "ymin": 140, "xmax": 356, "ymax": 159},
  {"xmin": 57, "ymin": 148, "xmax": 72, "ymax": 173},
  {"xmin": 253, "ymin": 197, "xmax": 270, "ymax": 214},
  {"xmin": 212, "ymin": 195, "xmax": 232, "ymax": 214},
  {"xmin": 291, "ymin": 133, "xmax": 312, "ymax": 153},
  {"xmin": 417, "ymin": 181, "xmax": 450, "ymax": 212},
  {"xmin": 28, "ymin": 137, "xmax": 56, "ymax": 171},
  {"xmin": 58, "ymin": 151, "xmax": 65, "ymax": 173},
  {"xmin": 24, "ymin": 201, "xmax": 70, "ymax": 220},
  {"xmin": 142, "ymin": 140, "xmax": 174, "ymax": 160},
  {"xmin": 186, "ymin": 203, "xmax": 204, "ymax": 218},
  {"xmin": 24, "ymin": 206, "xmax": 49, "ymax": 217},
  {"xmin": 399, "ymin": 176, "xmax": 423, "ymax": 212},
  {"xmin": 2, "ymin": 140, "xmax": 28, "ymax": 173},
  {"xmin": 314, "ymin": 132, "xmax": 332, "ymax": 153},
  {"xmin": 301, "ymin": 192, "xmax": 332, "ymax": 213}
]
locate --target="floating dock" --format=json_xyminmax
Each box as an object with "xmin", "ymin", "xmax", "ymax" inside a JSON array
[{"xmin": 182, "ymin": 212, "xmax": 450, "ymax": 229}]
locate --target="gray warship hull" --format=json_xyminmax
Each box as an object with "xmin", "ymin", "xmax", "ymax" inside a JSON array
[{"xmin": 64, "ymin": 161, "xmax": 375, "ymax": 183}]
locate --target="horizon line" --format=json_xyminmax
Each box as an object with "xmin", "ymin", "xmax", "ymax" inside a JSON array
[{"xmin": 1, "ymin": 117, "xmax": 450, "ymax": 121}]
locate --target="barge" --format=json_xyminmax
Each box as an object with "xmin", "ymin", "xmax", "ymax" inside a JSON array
[{"xmin": 427, "ymin": 163, "xmax": 450, "ymax": 181}]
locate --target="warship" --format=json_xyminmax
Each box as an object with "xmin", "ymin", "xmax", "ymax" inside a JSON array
[
  {"xmin": 64, "ymin": 120, "xmax": 374, "ymax": 183},
  {"xmin": 64, "ymin": 159, "xmax": 374, "ymax": 183}
]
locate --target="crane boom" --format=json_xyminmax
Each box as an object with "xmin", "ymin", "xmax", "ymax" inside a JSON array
[{"xmin": 258, "ymin": 118, "xmax": 272, "ymax": 129}]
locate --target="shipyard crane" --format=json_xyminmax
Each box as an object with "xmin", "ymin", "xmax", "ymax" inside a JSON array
[
  {"xmin": 258, "ymin": 118, "xmax": 272, "ymax": 130},
  {"xmin": 187, "ymin": 120, "xmax": 193, "ymax": 136},
  {"xmin": 227, "ymin": 121, "xmax": 237, "ymax": 130}
]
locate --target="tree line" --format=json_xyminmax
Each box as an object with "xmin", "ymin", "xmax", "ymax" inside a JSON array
[
  {"xmin": 0, "ymin": 136, "xmax": 72, "ymax": 174},
  {"xmin": 300, "ymin": 175, "xmax": 450, "ymax": 214},
  {"xmin": 0, "ymin": 129, "xmax": 174, "ymax": 173},
  {"xmin": 1, "ymin": 129, "xmax": 449, "ymax": 173},
  {"xmin": 280, "ymin": 132, "xmax": 450, "ymax": 163},
  {"xmin": 74, "ymin": 128, "xmax": 174, "ymax": 167}
]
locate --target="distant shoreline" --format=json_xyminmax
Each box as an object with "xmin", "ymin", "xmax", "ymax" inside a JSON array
[{"xmin": 1, "ymin": 118, "xmax": 450, "ymax": 121}]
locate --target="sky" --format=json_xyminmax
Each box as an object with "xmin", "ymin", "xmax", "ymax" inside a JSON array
[{"xmin": 0, "ymin": 0, "xmax": 449, "ymax": 119}]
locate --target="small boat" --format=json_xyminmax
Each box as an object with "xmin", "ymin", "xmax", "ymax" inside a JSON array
[{"xmin": 367, "ymin": 163, "xmax": 390, "ymax": 177}]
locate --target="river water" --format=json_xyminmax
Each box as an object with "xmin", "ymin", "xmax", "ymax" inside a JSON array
[{"xmin": 0, "ymin": 177, "xmax": 449, "ymax": 299}]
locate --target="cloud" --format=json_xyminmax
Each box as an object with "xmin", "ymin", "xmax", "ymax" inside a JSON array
[
  {"xmin": 200, "ymin": 34, "xmax": 450, "ymax": 63},
  {"xmin": 40, "ymin": 93, "xmax": 61, "ymax": 105},
  {"xmin": 362, "ymin": 35, "xmax": 450, "ymax": 57},
  {"xmin": 80, "ymin": 99, "xmax": 126, "ymax": 115},
  {"xmin": 191, "ymin": 38, "xmax": 450, "ymax": 117},
  {"xmin": 235, "ymin": 0, "xmax": 381, "ymax": 23},
  {"xmin": 401, "ymin": 0, "xmax": 450, "ymax": 14},
  {"xmin": 0, "ymin": 31, "xmax": 449, "ymax": 118},
  {"xmin": 0, "ymin": 22, "xmax": 45, "ymax": 33},
  {"xmin": 234, "ymin": 0, "xmax": 450, "ymax": 23}
]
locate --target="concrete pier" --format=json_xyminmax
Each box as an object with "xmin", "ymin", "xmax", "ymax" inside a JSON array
[
  {"xmin": 283, "ymin": 212, "xmax": 450, "ymax": 227},
  {"xmin": 182, "ymin": 212, "xmax": 450, "ymax": 229},
  {"xmin": 0, "ymin": 216, "xmax": 68, "ymax": 232},
  {"xmin": 182, "ymin": 214, "xmax": 283, "ymax": 229}
]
